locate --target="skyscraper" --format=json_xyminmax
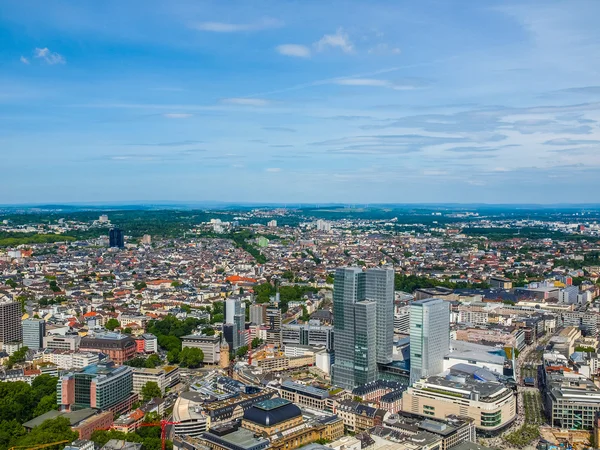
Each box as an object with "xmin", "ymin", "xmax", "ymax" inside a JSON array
[
  {"xmin": 366, "ymin": 268, "xmax": 395, "ymax": 365},
  {"xmin": 225, "ymin": 298, "xmax": 245, "ymax": 351},
  {"xmin": 23, "ymin": 318, "xmax": 45, "ymax": 350},
  {"xmin": 409, "ymin": 298, "xmax": 450, "ymax": 384},
  {"xmin": 0, "ymin": 299, "xmax": 22, "ymax": 347},
  {"xmin": 109, "ymin": 228, "xmax": 125, "ymax": 248},
  {"xmin": 332, "ymin": 267, "xmax": 394, "ymax": 390}
]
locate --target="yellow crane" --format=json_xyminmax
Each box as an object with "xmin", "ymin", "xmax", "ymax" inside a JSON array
[{"xmin": 9, "ymin": 440, "xmax": 71, "ymax": 450}]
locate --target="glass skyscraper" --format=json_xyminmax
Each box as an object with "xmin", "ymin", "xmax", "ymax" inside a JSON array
[
  {"xmin": 332, "ymin": 267, "xmax": 394, "ymax": 390},
  {"xmin": 409, "ymin": 298, "xmax": 450, "ymax": 384},
  {"xmin": 22, "ymin": 318, "xmax": 45, "ymax": 350}
]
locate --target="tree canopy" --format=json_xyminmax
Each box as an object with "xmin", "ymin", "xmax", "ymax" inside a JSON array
[{"xmin": 141, "ymin": 382, "xmax": 162, "ymax": 402}]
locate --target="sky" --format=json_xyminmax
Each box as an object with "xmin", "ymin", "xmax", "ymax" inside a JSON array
[{"xmin": 2, "ymin": 0, "xmax": 600, "ymax": 205}]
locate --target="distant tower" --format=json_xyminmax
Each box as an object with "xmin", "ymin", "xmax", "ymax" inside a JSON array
[
  {"xmin": 220, "ymin": 340, "xmax": 230, "ymax": 370},
  {"xmin": 109, "ymin": 228, "xmax": 125, "ymax": 248}
]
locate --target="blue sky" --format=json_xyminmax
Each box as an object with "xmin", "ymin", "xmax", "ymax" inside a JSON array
[{"xmin": 2, "ymin": 0, "xmax": 600, "ymax": 204}]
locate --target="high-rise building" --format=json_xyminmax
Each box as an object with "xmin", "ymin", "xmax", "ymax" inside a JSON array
[
  {"xmin": 225, "ymin": 298, "xmax": 245, "ymax": 351},
  {"xmin": 250, "ymin": 304, "xmax": 266, "ymax": 325},
  {"xmin": 22, "ymin": 318, "xmax": 45, "ymax": 350},
  {"xmin": 266, "ymin": 307, "xmax": 282, "ymax": 347},
  {"xmin": 366, "ymin": 268, "xmax": 395, "ymax": 365},
  {"xmin": 409, "ymin": 298, "xmax": 450, "ymax": 384},
  {"xmin": 109, "ymin": 228, "xmax": 125, "ymax": 248},
  {"xmin": 332, "ymin": 267, "xmax": 395, "ymax": 390},
  {"xmin": 0, "ymin": 300, "xmax": 22, "ymax": 347}
]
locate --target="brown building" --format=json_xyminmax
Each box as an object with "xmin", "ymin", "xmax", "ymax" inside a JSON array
[{"xmin": 79, "ymin": 333, "xmax": 136, "ymax": 365}]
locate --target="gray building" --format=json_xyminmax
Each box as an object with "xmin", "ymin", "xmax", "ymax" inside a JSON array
[
  {"xmin": 249, "ymin": 304, "xmax": 266, "ymax": 325},
  {"xmin": 266, "ymin": 307, "xmax": 282, "ymax": 347},
  {"xmin": 281, "ymin": 322, "xmax": 334, "ymax": 350},
  {"xmin": 0, "ymin": 300, "xmax": 22, "ymax": 346},
  {"xmin": 22, "ymin": 318, "xmax": 45, "ymax": 350},
  {"xmin": 410, "ymin": 298, "xmax": 450, "ymax": 384},
  {"xmin": 225, "ymin": 298, "xmax": 245, "ymax": 351},
  {"xmin": 332, "ymin": 267, "xmax": 394, "ymax": 390}
]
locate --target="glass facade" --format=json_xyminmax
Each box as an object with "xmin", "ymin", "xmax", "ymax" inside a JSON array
[
  {"xmin": 410, "ymin": 298, "xmax": 450, "ymax": 384},
  {"xmin": 332, "ymin": 267, "xmax": 394, "ymax": 390}
]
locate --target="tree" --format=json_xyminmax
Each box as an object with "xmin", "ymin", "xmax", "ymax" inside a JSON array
[
  {"xmin": 210, "ymin": 314, "xmax": 224, "ymax": 324},
  {"xmin": 236, "ymin": 346, "xmax": 249, "ymax": 358},
  {"xmin": 123, "ymin": 327, "xmax": 132, "ymax": 334},
  {"xmin": 202, "ymin": 327, "xmax": 215, "ymax": 336},
  {"xmin": 133, "ymin": 281, "xmax": 147, "ymax": 290},
  {"xmin": 141, "ymin": 382, "xmax": 162, "ymax": 402},
  {"xmin": 251, "ymin": 337, "xmax": 263, "ymax": 348},
  {"xmin": 167, "ymin": 348, "xmax": 180, "ymax": 364},
  {"xmin": 7, "ymin": 346, "xmax": 29, "ymax": 368},
  {"xmin": 145, "ymin": 354, "xmax": 162, "ymax": 368},
  {"xmin": 179, "ymin": 347, "xmax": 203, "ymax": 368},
  {"xmin": 105, "ymin": 318, "xmax": 120, "ymax": 331},
  {"xmin": 124, "ymin": 357, "xmax": 146, "ymax": 368},
  {"xmin": 14, "ymin": 417, "xmax": 78, "ymax": 449}
]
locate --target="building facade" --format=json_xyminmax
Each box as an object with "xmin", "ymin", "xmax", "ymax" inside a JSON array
[
  {"xmin": 23, "ymin": 318, "xmax": 45, "ymax": 350},
  {"xmin": 410, "ymin": 298, "xmax": 450, "ymax": 384},
  {"xmin": 332, "ymin": 267, "xmax": 394, "ymax": 390},
  {"xmin": 0, "ymin": 300, "xmax": 22, "ymax": 346}
]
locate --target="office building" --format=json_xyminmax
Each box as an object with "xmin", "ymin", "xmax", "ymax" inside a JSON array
[
  {"xmin": 23, "ymin": 318, "xmax": 45, "ymax": 350},
  {"xmin": 366, "ymin": 268, "xmax": 395, "ymax": 364},
  {"xmin": 79, "ymin": 332, "xmax": 136, "ymax": 365},
  {"xmin": 45, "ymin": 334, "xmax": 81, "ymax": 351},
  {"xmin": 249, "ymin": 304, "xmax": 266, "ymax": 325},
  {"xmin": 132, "ymin": 368, "xmax": 166, "ymax": 395},
  {"xmin": 281, "ymin": 322, "xmax": 334, "ymax": 351},
  {"xmin": 545, "ymin": 372, "xmax": 600, "ymax": 429},
  {"xmin": 266, "ymin": 306, "xmax": 282, "ymax": 347},
  {"xmin": 0, "ymin": 300, "xmax": 22, "ymax": 346},
  {"xmin": 332, "ymin": 267, "xmax": 394, "ymax": 390},
  {"xmin": 181, "ymin": 334, "xmax": 221, "ymax": 364},
  {"xmin": 410, "ymin": 298, "xmax": 450, "ymax": 384},
  {"xmin": 59, "ymin": 362, "xmax": 136, "ymax": 414},
  {"xmin": 109, "ymin": 228, "xmax": 125, "ymax": 248},
  {"xmin": 225, "ymin": 298, "xmax": 245, "ymax": 351}
]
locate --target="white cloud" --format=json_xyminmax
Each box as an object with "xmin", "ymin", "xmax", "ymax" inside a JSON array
[
  {"xmin": 221, "ymin": 98, "xmax": 271, "ymax": 107},
  {"xmin": 276, "ymin": 44, "xmax": 311, "ymax": 58},
  {"xmin": 334, "ymin": 78, "xmax": 424, "ymax": 90},
  {"xmin": 315, "ymin": 28, "xmax": 354, "ymax": 54},
  {"xmin": 20, "ymin": 56, "xmax": 30, "ymax": 65},
  {"xmin": 163, "ymin": 113, "xmax": 193, "ymax": 118},
  {"xmin": 34, "ymin": 47, "xmax": 65, "ymax": 65},
  {"xmin": 336, "ymin": 78, "xmax": 390, "ymax": 88},
  {"xmin": 266, "ymin": 167, "xmax": 282, "ymax": 172},
  {"xmin": 192, "ymin": 18, "xmax": 283, "ymax": 33}
]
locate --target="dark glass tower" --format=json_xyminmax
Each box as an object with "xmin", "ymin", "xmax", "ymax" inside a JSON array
[{"xmin": 109, "ymin": 228, "xmax": 125, "ymax": 248}]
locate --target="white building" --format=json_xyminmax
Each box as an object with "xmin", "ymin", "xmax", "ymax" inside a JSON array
[{"xmin": 132, "ymin": 368, "xmax": 166, "ymax": 395}]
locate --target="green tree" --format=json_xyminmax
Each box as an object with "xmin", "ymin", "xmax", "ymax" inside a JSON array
[
  {"xmin": 7, "ymin": 346, "xmax": 29, "ymax": 368},
  {"xmin": 251, "ymin": 337, "xmax": 263, "ymax": 348},
  {"xmin": 105, "ymin": 318, "xmax": 120, "ymax": 331},
  {"xmin": 179, "ymin": 347, "xmax": 203, "ymax": 368},
  {"xmin": 210, "ymin": 314, "xmax": 224, "ymax": 324},
  {"xmin": 13, "ymin": 417, "xmax": 78, "ymax": 449},
  {"xmin": 145, "ymin": 354, "xmax": 162, "ymax": 368},
  {"xmin": 141, "ymin": 382, "xmax": 162, "ymax": 402},
  {"xmin": 123, "ymin": 327, "xmax": 132, "ymax": 334},
  {"xmin": 167, "ymin": 348, "xmax": 180, "ymax": 364},
  {"xmin": 202, "ymin": 327, "xmax": 215, "ymax": 336},
  {"xmin": 236, "ymin": 346, "xmax": 249, "ymax": 358}
]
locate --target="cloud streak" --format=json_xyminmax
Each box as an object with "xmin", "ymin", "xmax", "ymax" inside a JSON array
[
  {"xmin": 276, "ymin": 44, "xmax": 311, "ymax": 58},
  {"xmin": 192, "ymin": 18, "xmax": 283, "ymax": 33}
]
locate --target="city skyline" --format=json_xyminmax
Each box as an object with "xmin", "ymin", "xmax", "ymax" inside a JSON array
[{"xmin": 3, "ymin": 1, "xmax": 600, "ymax": 204}]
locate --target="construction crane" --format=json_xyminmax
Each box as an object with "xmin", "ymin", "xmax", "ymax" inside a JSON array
[{"xmin": 9, "ymin": 440, "xmax": 70, "ymax": 450}]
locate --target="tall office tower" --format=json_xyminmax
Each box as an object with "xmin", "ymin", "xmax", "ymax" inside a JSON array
[
  {"xmin": 250, "ymin": 304, "xmax": 266, "ymax": 325},
  {"xmin": 109, "ymin": 228, "xmax": 125, "ymax": 248},
  {"xmin": 23, "ymin": 318, "xmax": 45, "ymax": 350},
  {"xmin": 225, "ymin": 298, "xmax": 244, "ymax": 351},
  {"xmin": 366, "ymin": 268, "xmax": 395, "ymax": 365},
  {"xmin": 354, "ymin": 300, "xmax": 377, "ymax": 386},
  {"xmin": 266, "ymin": 306, "xmax": 282, "ymax": 347},
  {"xmin": 409, "ymin": 298, "xmax": 450, "ymax": 384},
  {"xmin": 0, "ymin": 300, "xmax": 22, "ymax": 347},
  {"xmin": 332, "ymin": 267, "xmax": 395, "ymax": 390}
]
